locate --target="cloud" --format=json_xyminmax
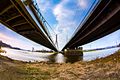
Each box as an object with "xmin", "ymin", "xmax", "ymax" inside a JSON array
[
  {"xmin": 77, "ymin": 0, "xmax": 88, "ymax": 9},
  {"xmin": 34, "ymin": 0, "xmax": 89, "ymax": 50},
  {"xmin": 0, "ymin": 33, "xmax": 27, "ymax": 49},
  {"xmin": 53, "ymin": 1, "xmax": 74, "ymax": 23},
  {"xmin": 52, "ymin": 0, "xmax": 78, "ymax": 50},
  {"xmin": 36, "ymin": 0, "xmax": 52, "ymax": 13},
  {"xmin": 0, "ymin": 32, "xmax": 44, "ymax": 50}
]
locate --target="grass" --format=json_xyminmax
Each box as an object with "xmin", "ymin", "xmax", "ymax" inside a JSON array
[{"xmin": 0, "ymin": 50, "xmax": 120, "ymax": 80}]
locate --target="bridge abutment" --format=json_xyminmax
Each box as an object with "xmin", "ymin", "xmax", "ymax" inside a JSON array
[{"xmin": 63, "ymin": 47, "xmax": 83, "ymax": 63}]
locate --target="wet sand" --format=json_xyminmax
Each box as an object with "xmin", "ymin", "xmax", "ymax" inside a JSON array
[{"xmin": 0, "ymin": 50, "xmax": 120, "ymax": 80}]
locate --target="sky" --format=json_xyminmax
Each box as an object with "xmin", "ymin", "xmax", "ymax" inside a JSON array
[{"xmin": 0, "ymin": 0, "xmax": 120, "ymax": 51}]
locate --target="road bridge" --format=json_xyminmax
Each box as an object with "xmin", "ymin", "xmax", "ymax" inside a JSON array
[
  {"xmin": 62, "ymin": 0, "xmax": 120, "ymax": 50},
  {"xmin": 0, "ymin": 0, "xmax": 119, "ymax": 53},
  {"xmin": 0, "ymin": 0, "xmax": 57, "ymax": 51}
]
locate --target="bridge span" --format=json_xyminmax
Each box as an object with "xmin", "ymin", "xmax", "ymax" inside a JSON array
[
  {"xmin": 0, "ymin": 0, "xmax": 57, "ymax": 51},
  {"xmin": 0, "ymin": 0, "xmax": 120, "ymax": 52},
  {"xmin": 62, "ymin": 0, "xmax": 120, "ymax": 50}
]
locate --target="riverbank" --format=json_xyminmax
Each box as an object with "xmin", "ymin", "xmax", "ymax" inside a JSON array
[
  {"xmin": 0, "ymin": 48, "xmax": 6, "ymax": 53},
  {"xmin": 0, "ymin": 50, "xmax": 120, "ymax": 80}
]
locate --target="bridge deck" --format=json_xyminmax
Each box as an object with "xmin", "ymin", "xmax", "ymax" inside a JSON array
[
  {"xmin": 0, "ymin": 0, "xmax": 57, "ymax": 51},
  {"xmin": 63, "ymin": 0, "xmax": 120, "ymax": 50}
]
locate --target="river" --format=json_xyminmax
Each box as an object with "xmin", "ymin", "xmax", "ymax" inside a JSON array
[{"xmin": 0, "ymin": 47, "xmax": 119, "ymax": 63}]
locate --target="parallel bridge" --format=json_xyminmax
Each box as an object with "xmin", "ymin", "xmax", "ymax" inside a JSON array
[
  {"xmin": 63, "ymin": 0, "xmax": 120, "ymax": 50},
  {"xmin": 0, "ymin": 0, "xmax": 120, "ymax": 52},
  {"xmin": 0, "ymin": 0, "xmax": 57, "ymax": 51}
]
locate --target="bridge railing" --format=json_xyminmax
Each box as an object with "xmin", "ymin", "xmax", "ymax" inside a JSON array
[
  {"xmin": 31, "ymin": 0, "xmax": 56, "ymax": 46},
  {"xmin": 69, "ymin": 0, "xmax": 101, "ymax": 43}
]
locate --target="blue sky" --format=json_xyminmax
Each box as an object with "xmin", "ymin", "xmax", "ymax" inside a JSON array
[{"xmin": 0, "ymin": 0, "xmax": 120, "ymax": 50}]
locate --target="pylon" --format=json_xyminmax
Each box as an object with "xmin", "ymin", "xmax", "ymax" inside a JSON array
[{"xmin": 55, "ymin": 34, "xmax": 59, "ymax": 49}]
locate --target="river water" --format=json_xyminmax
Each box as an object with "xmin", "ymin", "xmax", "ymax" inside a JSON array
[{"xmin": 0, "ymin": 47, "xmax": 119, "ymax": 63}]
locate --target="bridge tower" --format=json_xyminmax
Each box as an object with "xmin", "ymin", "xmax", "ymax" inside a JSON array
[{"xmin": 55, "ymin": 34, "xmax": 59, "ymax": 50}]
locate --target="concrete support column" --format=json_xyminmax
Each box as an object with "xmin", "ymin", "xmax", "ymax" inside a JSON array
[{"xmin": 63, "ymin": 47, "xmax": 83, "ymax": 63}]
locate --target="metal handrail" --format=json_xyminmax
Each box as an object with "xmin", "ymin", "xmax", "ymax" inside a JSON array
[{"xmin": 31, "ymin": 0, "xmax": 56, "ymax": 47}]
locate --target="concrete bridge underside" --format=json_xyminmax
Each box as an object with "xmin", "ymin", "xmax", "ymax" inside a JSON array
[
  {"xmin": 63, "ymin": 0, "xmax": 120, "ymax": 50},
  {"xmin": 0, "ymin": 0, "xmax": 57, "ymax": 51}
]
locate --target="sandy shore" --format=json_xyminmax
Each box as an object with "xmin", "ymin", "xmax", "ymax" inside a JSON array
[{"xmin": 0, "ymin": 50, "xmax": 120, "ymax": 80}]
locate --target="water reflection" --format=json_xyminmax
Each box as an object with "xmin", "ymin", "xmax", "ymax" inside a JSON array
[
  {"xmin": 0, "ymin": 47, "xmax": 119, "ymax": 63},
  {"xmin": 83, "ymin": 48, "xmax": 119, "ymax": 61},
  {"xmin": 48, "ymin": 53, "xmax": 65, "ymax": 63},
  {"xmin": 65, "ymin": 55, "xmax": 83, "ymax": 63}
]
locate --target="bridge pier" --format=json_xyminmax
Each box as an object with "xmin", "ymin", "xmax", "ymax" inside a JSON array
[{"xmin": 63, "ymin": 47, "xmax": 83, "ymax": 63}]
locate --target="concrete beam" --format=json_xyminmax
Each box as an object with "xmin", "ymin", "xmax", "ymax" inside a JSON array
[
  {"xmin": 12, "ymin": 22, "xmax": 28, "ymax": 27},
  {"xmin": 0, "ymin": 5, "xmax": 14, "ymax": 15},
  {"xmin": 5, "ymin": 15, "xmax": 21, "ymax": 22}
]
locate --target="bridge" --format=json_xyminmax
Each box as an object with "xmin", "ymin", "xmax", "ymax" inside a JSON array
[
  {"xmin": 62, "ymin": 0, "xmax": 120, "ymax": 50},
  {"xmin": 0, "ymin": 0, "xmax": 57, "ymax": 51},
  {"xmin": 0, "ymin": 0, "xmax": 120, "ymax": 52}
]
